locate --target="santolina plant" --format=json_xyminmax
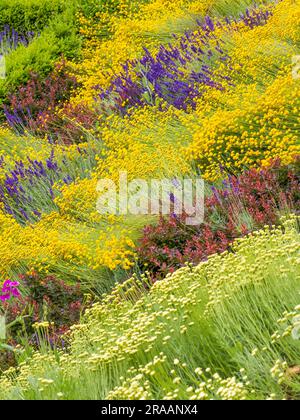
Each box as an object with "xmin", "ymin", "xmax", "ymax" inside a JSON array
[{"xmin": 0, "ymin": 217, "xmax": 298, "ymax": 400}]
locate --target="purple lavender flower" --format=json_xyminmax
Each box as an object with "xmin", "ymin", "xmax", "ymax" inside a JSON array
[
  {"xmin": 204, "ymin": 16, "xmax": 215, "ymax": 32},
  {"xmin": 0, "ymin": 152, "xmax": 62, "ymax": 223},
  {"xmin": 0, "ymin": 26, "xmax": 35, "ymax": 55},
  {"xmin": 93, "ymin": 4, "xmax": 274, "ymax": 115}
]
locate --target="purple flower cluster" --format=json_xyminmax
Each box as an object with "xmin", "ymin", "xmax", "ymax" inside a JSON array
[
  {"xmin": 239, "ymin": 6, "xmax": 274, "ymax": 29},
  {"xmin": 3, "ymin": 107, "xmax": 31, "ymax": 133},
  {"xmin": 97, "ymin": 17, "xmax": 230, "ymax": 112},
  {"xmin": 0, "ymin": 280, "xmax": 20, "ymax": 302},
  {"xmin": 95, "ymin": 6, "xmax": 274, "ymax": 114},
  {"xmin": 0, "ymin": 150, "xmax": 72, "ymax": 223},
  {"xmin": 0, "ymin": 25, "xmax": 35, "ymax": 54},
  {"xmin": 0, "ymin": 144, "xmax": 95, "ymax": 224}
]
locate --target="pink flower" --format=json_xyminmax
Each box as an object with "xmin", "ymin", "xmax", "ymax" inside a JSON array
[{"xmin": 0, "ymin": 280, "xmax": 20, "ymax": 302}]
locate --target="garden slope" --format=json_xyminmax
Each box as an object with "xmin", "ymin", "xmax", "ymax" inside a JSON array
[{"xmin": 0, "ymin": 216, "xmax": 299, "ymax": 400}]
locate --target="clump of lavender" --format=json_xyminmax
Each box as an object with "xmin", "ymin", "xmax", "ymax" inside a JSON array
[
  {"xmin": 0, "ymin": 151, "xmax": 69, "ymax": 224},
  {"xmin": 0, "ymin": 25, "xmax": 35, "ymax": 55},
  {"xmin": 240, "ymin": 6, "xmax": 274, "ymax": 29},
  {"xmin": 0, "ymin": 145, "xmax": 97, "ymax": 224},
  {"xmin": 97, "ymin": 16, "xmax": 229, "ymax": 113},
  {"xmin": 95, "ymin": 6, "xmax": 274, "ymax": 115}
]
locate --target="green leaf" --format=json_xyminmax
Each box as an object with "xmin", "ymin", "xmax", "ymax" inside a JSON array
[{"xmin": 0, "ymin": 315, "xmax": 6, "ymax": 340}]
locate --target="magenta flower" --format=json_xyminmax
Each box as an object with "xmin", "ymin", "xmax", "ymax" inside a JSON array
[{"xmin": 0, "ymin": 280, "xmax": 20, "ymax": 302}]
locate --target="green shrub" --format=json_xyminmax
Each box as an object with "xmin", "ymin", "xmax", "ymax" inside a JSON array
[
  {"xmin": 78, "ymin": 0, "xmax": 151, "ymax": 18},
  {"xmin": 0, "ymin": 12, "xmax": 81, "ymax": 108},
  {"xmin": 0, "ymin": 0, "xmax": 76, "ymax": 32}
]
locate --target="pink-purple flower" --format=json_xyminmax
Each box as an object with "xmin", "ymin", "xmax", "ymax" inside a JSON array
[{"xmin": 0, "ymin": 280, "xmax": 20, "ymax": 302}]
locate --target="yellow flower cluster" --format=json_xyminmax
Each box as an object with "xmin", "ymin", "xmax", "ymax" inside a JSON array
[
  {"xmin": 95, "ymin": 105, "xmax": 192, "ymax": 182},
  {"xmin": 0, "ymin": 127, "xmax": 95, "ymax": 176},
  {"xmin": 186, "ymin": 78, "xmax": 300, "ymax": 180},
  {"xmin": 67, "ymin": 0, "xmax": 300, "ymax": 184},
  {"xmin": 95, "ymin": 230, "xmax": 136, "ymax": 271},
  {"xmin": 0, "ymin": 129, "xmax": 52, "ymax": 171},
  {"xmin": 184, "ymin": 0, "xmax": 300, "ymax": 180},
  {"xmin": 69, "ymin": 0, "xmax": 216, "ymax": 106},
  {"xmin": 0, "ymin": 207, "xmax": 135, "ymax": 279},
  {"xmin": 53, "ymin": 105, "xmax": 191, "ymax": 226},
  {"xmin": 0, "ymin": 215, "xmax": 298, "ymax": 399}
]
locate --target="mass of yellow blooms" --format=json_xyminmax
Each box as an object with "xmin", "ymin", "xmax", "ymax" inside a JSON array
[{"xmin": 0, "ymin": 0, "xmax": 299, "ymax": 279}]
